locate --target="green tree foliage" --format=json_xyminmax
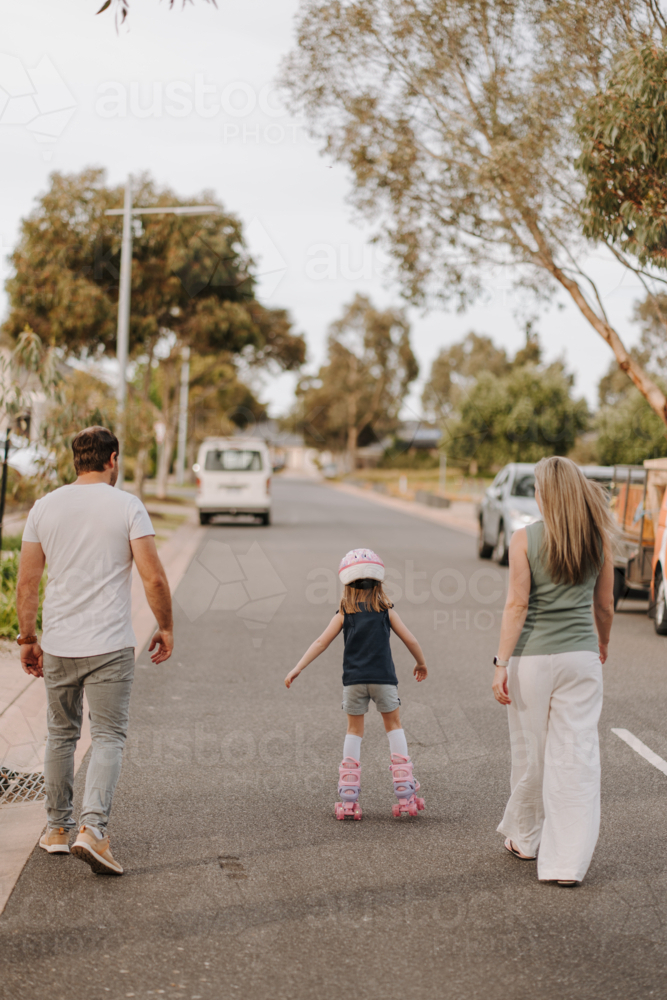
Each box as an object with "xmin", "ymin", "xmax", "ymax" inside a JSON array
[
  {"xmin": 427, "ymin": 331, "xmax": 587, "ymax": 469},
  {"xmin": 446, "ymin": 362, "xmax": 588, "ymax": 470},
  {"xmin": 577, "ymin": 44, "xmax": 667, "ymax": 270},
  {"xmin": 4, "ymin": 169, "xmax": 304, "ymax": 370},
  {"xmin": 632, "ymin": 291, "xmax": 667, "ymax": 370},
  {"xmin": 0, "ymin": 554, "xmax": 44, "ymax": 640},
  {"xmin": 0, "ymin": 329, "xmax": 61, "ymax": 430},
  {"xmin": 38, "ymin": 370, "xmax": 116, "ymax": 486},
  {"xmin": 282, "ymin": 0, "xmax": 667, "ymax": 424},
  {"xmin": 595, "ymin": 290, "xmax": 667, "ymax": 461},
  {"xmin": 3, "ymin": 169, "xmax": 305, "ymax": 493},
  {"xmin": 294, "ymin": 294, "xmax": 418, "ymax": 458},
  {"xmin": 596, "ymin": 387, "xmax": 667, "ymax": 464},
  {"xmin": 422, "ymin": 332, "xmax": 510, "ymax": 420}
]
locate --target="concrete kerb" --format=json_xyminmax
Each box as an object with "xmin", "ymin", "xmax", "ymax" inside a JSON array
[
  {"xmin": 0, "ymin": 515, "xmax": 205, "ymax": 915},
  {"xmin": 326, "ymin": 481, "xmax": 479, "ymax": 537}
]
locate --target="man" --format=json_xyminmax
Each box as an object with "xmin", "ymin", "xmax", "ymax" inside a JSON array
[{"xmin": 16, "ymin": 425, "xmax": 173, "ymax": 876}]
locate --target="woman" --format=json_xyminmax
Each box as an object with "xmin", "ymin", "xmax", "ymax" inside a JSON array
[{"xmin": 492, "ymin": 456, "xmax": 614, "ymax": 886}]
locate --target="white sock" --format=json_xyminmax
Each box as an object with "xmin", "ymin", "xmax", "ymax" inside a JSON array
[
  {"xmin": 387, "ymin": 728, "xmax": 409, "ymax": 758},
  {"xmin": 83, "ymin": 825, "xmax": 103, "ymax": 839},
  {"xmin": 343, "ymin": 734, "xmax": 362, "ymax": 761}
]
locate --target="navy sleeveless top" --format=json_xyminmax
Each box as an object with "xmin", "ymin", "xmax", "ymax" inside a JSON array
[{"xmin": 340, "ymin": 605, "xmax": 398, "ymax": 686}]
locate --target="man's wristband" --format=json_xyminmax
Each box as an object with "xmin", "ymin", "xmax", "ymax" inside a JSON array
[
  {"xmin": 493, "ymin": 656, "xmax": 509, "ymax": 668},
  {"xmin": 17, "ymin": 634, "xmax": 38, "ymax": 646}
]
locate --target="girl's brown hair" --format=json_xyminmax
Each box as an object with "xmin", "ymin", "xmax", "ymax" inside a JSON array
[
  {"xmin": 534, "ymin": 456, "xmax": 614, "ymax": 586},
  {"xmin": 340, "ymin": 581, "xmax": 393, "ymax": 614}
]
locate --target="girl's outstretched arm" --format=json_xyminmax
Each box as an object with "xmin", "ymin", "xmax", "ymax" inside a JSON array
[
  {"xmin": 285, "ymin": 613, "xmax": 344, "ymax": 688},
  {"xmin": 388, "ymin": 609, "xmax": 427, "ymax": 681}
]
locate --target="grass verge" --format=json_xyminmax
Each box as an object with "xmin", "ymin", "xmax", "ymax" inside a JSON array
[{"xmin": 0, "ymin": 553, "xmax": 44, "ymax": 641}]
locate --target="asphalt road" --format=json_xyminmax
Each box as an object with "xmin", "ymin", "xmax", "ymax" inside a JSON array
[{"xmin": 3, "ymin": 478, "xmax": 667, "ymax": 1000}]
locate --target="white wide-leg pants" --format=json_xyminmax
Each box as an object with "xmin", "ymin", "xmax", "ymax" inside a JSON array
[{"xmin": 497, "ymin": 650, "xmax": 603, "ymax": 883}]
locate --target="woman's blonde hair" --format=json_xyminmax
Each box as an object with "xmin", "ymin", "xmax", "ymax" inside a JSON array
[
  {"xmin": 534, "ymin": 456, "xmax": 614, "ymax": 586},
  {"xmin": 340, "ymin": 581, "xmax": 393, "ymax": 614}
]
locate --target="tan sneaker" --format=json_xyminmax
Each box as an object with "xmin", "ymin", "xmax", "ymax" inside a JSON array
[
  {"xmin": 39, "ymin": 827, "xmax": 71, "ymax": 854},
  {"xmin": 71, "ymin": 825, "xmax": 123, "ymax": 875}
]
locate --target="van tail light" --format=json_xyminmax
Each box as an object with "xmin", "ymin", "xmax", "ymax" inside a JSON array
[
  {"xmin": 266, "ymin": 477, "xmax": 271, "ymax": 494},
  {"xmin": 196, "ymin": 476, "xmax": 201, "ymax": 490}
]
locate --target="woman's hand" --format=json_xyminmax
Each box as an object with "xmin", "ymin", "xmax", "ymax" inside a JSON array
[
  {"xmin": 413, "ymin": 663, "xmax": 427, "ymax": 681},
  {"xmin": 492, "ymin": 665, "xmax": 511, "ymax": 705},
  {"xmin": 284, "ymin": 667, "xmax": 301, "ymax": 689},
  {"xmin": 598, "ymin": 642, "xmax": 608, "ymax": 665}
]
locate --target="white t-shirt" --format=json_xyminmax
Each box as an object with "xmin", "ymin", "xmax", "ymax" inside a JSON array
[{"xmin": 22, "ymin": 483, "xmax": 155, "ymax": 657}]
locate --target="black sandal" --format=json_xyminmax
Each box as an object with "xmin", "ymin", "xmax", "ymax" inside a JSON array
[{"xmin": 504, "ymin": 838, "xmax": 536, "ymax": 860}]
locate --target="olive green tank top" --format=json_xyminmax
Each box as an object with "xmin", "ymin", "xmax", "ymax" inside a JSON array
[{"xmin": 512, "ymin": 521, "xmax": 600, "ymax": 657}]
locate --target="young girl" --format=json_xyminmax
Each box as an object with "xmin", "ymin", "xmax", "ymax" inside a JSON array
[{"xmin": 285, "ymin": 548, "xmax": 428, "ymax": 820}]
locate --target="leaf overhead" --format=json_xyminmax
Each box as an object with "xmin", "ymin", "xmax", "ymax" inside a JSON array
[{"xmin": 577, "ymin": 43, "xmax": 667, "ymax": 269}]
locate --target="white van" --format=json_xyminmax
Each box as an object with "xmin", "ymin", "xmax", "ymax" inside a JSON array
[{"xmin": 193, "ymin": 437, "xmax": 271, "ymax": 525}]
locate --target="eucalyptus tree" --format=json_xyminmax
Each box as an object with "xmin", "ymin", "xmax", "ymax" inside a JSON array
[
  {"xmin": 422, "ymin": 332, "xmax": 510, "ymax": 421},
  {"xmin": 578, "ymin": 43, "xmax": 667, "ymax": 273},
  {"xmin": 295, "ymin": 294, "xmax": 418, "ymax": 463},
  {"xmin": 282, "ymin": 0, "xmax": 667, "ymax": 423}
]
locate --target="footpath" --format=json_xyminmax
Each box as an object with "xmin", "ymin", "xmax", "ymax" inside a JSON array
[{"xmin": 0, "ymin": 498, "xmax": 204, "ymax": 913}]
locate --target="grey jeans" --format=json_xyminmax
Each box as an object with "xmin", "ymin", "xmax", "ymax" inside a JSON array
[{"xmin": 42, "ymin": 647, "xmax": 135, "ymax": 832}]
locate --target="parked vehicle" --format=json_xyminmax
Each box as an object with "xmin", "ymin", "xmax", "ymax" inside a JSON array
[
  {"xmin": 478, "ymin": 463, "xmax": 614, "ymax": 565},
  {"xmin": 478, "ymin": 463, "xmax": 541, "ymax": 564},
  {"xmin": 615, "ymin": 458, "xmax": 667, "ymax": 629},
  {"xmin": 607, "ymin": 465, "xmax": 652, "ymax": 609},
  {"xmin": 650, "ymin": 467, "xmax": 667, "ymax": 632},
  {"xmin": 193, "ymin": 437, "xmax": 271, "ymax": 525}
]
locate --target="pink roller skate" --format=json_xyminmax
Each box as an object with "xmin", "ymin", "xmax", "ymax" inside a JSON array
[
  {"xmin": 334, "ymin": 757, "xmax": 362, "ymax": 820},
  {"xmin": 389, "ymin": 754, "xmax": 425, "ymax": 818}
]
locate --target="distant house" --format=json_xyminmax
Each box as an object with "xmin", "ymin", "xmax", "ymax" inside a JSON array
[
  {"xmin": 395, "ymin": 421, "xmax": 442, "ymax": 452},
  {"xmin": 252, "ymin": 421, "xmax": 321, "ymax": 477},
  {"xmin": 355, "ymin": 420, "xmax": 442, "ymax": 468}
]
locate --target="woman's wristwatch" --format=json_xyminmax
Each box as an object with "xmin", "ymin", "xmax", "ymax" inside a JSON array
[{"xmin": 493, "ymin": 656, "xmax": 509, "ymax": 668}]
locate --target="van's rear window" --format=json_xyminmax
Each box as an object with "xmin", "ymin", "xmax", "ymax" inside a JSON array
[{"xmin": 204, "ymin": 450, "xmax": 263, "ymax": 471}]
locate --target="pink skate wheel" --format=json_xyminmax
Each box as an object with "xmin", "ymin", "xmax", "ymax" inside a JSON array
[
  {"xmin": 408, "ymin": 802, "xmax": 418, "ymax": 817},
  {"xmin": 353, "ymin": 803, "xmax": 362, "ymax": 820},
  {"xmin": 417, "ymin": 797, "xmax": 425, "ymax": 811},
  {"xmin": 334, "ymin": 803, "xmax": 345, "ymax": 820},
  {"xmin": 392, "ymin": 804, "xmax": 401, "ymax": 818}
]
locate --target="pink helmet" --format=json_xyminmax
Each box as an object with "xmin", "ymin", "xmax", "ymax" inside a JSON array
[{"xmin": 338, "ymin": 548, "xmax": 385, "ymax": 586}]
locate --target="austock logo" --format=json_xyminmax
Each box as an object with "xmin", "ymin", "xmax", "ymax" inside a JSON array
[
  {"xmin": 0, "ymin": 54, "xmax": 76, "ymax": 157},
  {"xmin": 175, "ymin": 540, "xmax": 287, "ymax": 647}
]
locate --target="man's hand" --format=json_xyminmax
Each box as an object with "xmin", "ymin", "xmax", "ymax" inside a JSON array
[
  {"xmin": 148, "ymin": 629, "xmax": 173, "ymax": 664},
  {"xmin": 20, "ymin": 642, "xmax": 43, "ymax": 678},
  {"xmin": 413, "ymin": 663, "xmax": 427, "ymax": 682}
]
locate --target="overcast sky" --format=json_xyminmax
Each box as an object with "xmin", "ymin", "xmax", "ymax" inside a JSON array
[{"xmin": 0, "ymin": 0, "xmax": 650, "ymax": 419}]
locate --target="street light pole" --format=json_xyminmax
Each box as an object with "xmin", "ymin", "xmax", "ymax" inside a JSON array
[
  {"xmin": 439, "ymin": 451, "xmax": 447, "ymax": 495},
  {"xmin": 0, "ymin": 428, "xmax": 10, "ymax": 554},
  {"xmin": 176, "ymin": 345, "xmax": 191, "ymax": 486},
  {"xmin": 106, "ymin": 186, "xmax": 219, "ymax": 493},
  {"xmin": 115, "ymin": 175, "xmax": 133, "ymax": 488}
]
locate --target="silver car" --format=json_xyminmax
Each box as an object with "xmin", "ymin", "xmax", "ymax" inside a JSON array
[
  {"xmin": 478, "ymin": 463, "xmax": 540, "ymax": 564},
  {"xmin": 478, "ymin": 463, "xmax": 613, "ymax": 564}
]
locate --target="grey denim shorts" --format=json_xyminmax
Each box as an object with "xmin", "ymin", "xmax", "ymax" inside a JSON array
[{"xmin": 342, "ymin": 683, "xmax": 401, "ymax": 715}]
